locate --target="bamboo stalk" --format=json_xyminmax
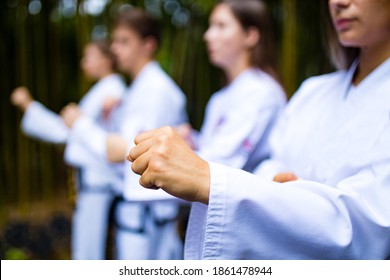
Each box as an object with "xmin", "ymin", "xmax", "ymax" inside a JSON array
[
  {"xmin": 281, "ymin": 0, "xmax": 297, "ymax": 98},
  {"xmin": 15, "ymin": 0, "xmax": 31, "ymax": 215}
]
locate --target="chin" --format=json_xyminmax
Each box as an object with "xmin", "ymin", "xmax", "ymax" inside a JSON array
[
  {"xmin": 338, "ymin": 35, "xmax": 360, "ymax": 48},
  {"xmin": 339, "ymin": 41, "xmax": 360, "ymax": 48},
  {"xmin": 210, "ymin": 58, "xmax": 226, "ymax": 69}
]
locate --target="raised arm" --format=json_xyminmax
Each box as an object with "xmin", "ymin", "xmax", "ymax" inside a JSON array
[{"xmin": 11, "ymin": 87, "xmax": 69, "ymax": 144}]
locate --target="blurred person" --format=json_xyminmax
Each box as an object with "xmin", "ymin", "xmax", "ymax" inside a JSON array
[
  {"xmin": 173, "ymin": 0, "xmax": 285, "ymax": 260},
  {"xmin": 176, "ymin": 0, "xmax": 285, "ymax": 172},
  {"xmin": 129, "ymin": 0, "xmax": 390, "ymax": 259},
  {"xmin": 61, "ymin": 8, "xmax": 187, "ymax": 260},
  {"xmin": 11, "ymin": 39, "xmax": 126, "ymax": 260}
]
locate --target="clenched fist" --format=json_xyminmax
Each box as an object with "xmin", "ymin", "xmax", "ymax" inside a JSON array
[
  {"xmin": 10, "ymin": 86, "xmax": 33, "ymax": 111},
  {"xmin": 128, "ymin": 126, "xmax": 210, "ymax": 204}
]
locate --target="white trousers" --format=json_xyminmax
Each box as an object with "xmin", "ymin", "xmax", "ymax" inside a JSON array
[
  {"xmin": 71, "ymin": 188, "xmax": 115, "ymax": 260},
  {"xmin": 114, "ymin": 201, "xmax": 184, "ymax": 260}
]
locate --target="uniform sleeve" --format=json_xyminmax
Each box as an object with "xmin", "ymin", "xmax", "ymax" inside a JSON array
[
  {"xmin": 64, "ymin": 135, "xmax": 103, "ymax": 168},
  {"xmin": 197, "ymin": 91, "xmax": 283, "ymax": 169},
  {"xmin": 252, "ymin": 158, "xmax": 288, "ymax": 180},
  {"xmin": 202, "ymin": 161, "xmax": 390, "ymax": 259},
  {"xmin": 64, "ymin": 116, "xmax": 109, "ymax": 165},
  {"xmin": 21, "ymin": 101, "xmax": 69, "ymax": 144}
]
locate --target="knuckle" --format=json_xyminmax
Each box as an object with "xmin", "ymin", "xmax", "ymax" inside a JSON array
[
  {"xmin": 148, "ymin": 158, "xmax": 164, "ymax": 174},
  {"xmin": 139, "ymin": 175, "xmax": 147, "ymax": 187},
  {"xmin": 128, "ymin": 148, "xmax": 136, "ymax": 161},
  {"xmin": 155, "ymin": 144, "xmax": 168, "ymax": 157},
  {"xmin": 130, "ymin": 162, "xmax": 140, "ymax": 174},
  {"xmin": 155, "ymin": 135, "xmax": 170, "ymax": 151},
  {"xmin": 161, "ymin": 126, "xmax": 175, "ymax": 137}
]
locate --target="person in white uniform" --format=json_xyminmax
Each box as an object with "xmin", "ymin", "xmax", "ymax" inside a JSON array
[
  {"xmin": 10, "ymin": 39, "xmax": 126, "ymax": 260},
  {"xmin": 128, "ymin": 0, "xmax": 390, "ymax": 259},
  {"xmin": 174, "ymin": 0, "xmax": 285, "ymax": 259},
  {"xmin": 176, "ymin": 0, "xmax": 285, "ymax": 171},
  {"xmin": 61, "ymin": 8, "xmax": 188, "ymax": 260}
]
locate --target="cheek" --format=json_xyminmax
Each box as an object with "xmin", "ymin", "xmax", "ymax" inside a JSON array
[
  {"xmin": 94, "ymin": 59, "xmax": 107, "ymax": 70},
  {"xmin": 82, "ymin": 65, "xmax": 95, "ymax": 77},
  {"xmin": 90, "ymin": 57, "xmax": 102, "ymax": 68},
  {"xmin": 221, "ymin": 38, "xmax": 244, "ymax": 59},
  {"xmin": 374, "ymin": 14, "xmax": 390, "ymax": 36},
  {"xmin": 82, "ymin": 60, "xmax": 93, "ymax": 72},
  {"xmin": 128, "ymin": 43, "xmax": 143, "ymax": 59},
  {"xmin": 123, "ymin": 48, "xmax": 136, "ymax": 62},
  {"xmin": 116, "ymin": 46, "xmax": 126, "ymax": 58},
  {"xmin": 218, "ymin": 28, "xmax": 236, "ymax": 43},
  {"xmin": 223, "ymin": 28, "xmax": 245, "ymax": 48},
  {"xmin": 119, "ymin": 50, "xmax": 133, "ymax": 65}
]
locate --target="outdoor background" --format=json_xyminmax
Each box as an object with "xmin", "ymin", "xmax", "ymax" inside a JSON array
[{"xmin": 0, "ymin": 0, "xmax": 333, "ymax": 259}]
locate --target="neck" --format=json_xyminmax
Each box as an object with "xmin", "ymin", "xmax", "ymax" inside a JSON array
[
  {"xmin": 130, "ymin": 57, "xmax": 153, "ymax": 80},
  {"xmin": 354, "ymin": 40, "xmax": 390, "ymax": 86},
  {"xmin": 99, "ymin": 69, "xmax": 114, "ymax": 80},
  {"xmin": 224, "ymin": 53, "xmax": 252, "ymax": 83}
]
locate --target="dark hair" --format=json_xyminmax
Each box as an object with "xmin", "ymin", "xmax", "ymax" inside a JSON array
[
  {"xmin": 218, "ymin": 0, "xmax": 279, "ymax": 81},
  {"xmin": 113, "ymin": 8, "xmax": 161, "ymax": 48},
  {"xmin": 322, "ymin": 0, "xmax": 359, "ymax": 70},
  {"xmin": 91, "ymin": 39, "xmax": 118, "ymax": 70}
]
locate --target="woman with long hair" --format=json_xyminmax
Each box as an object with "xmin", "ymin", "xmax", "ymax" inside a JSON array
[
  {"xmin": 177, "ymin": 0, "xmax": 285, "ymax": 172},
  {"xmin": 129, "ymin": 0, "xmax": 390, "ymax": 259}
]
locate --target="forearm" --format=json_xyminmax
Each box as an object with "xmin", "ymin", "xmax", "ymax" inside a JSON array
[
  {"xmin": 68, "ymin": 116, "xmax": 109, "ymax": 160},
  {"xmin": 22, "ymin": 101, "xmax": 69, "ymax": 144},
  {"xmin": 203, "ymin": 163, "xmax": 390, "ymax": 259}
]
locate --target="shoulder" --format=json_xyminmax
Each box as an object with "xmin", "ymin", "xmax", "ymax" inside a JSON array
[
  {"xmin": 233, "ymin": 69, "xmax": 287, "ymax": 105},
  {"xmin": 108, "ymin": 73, "xmax": 126, "ymax": 86},
  {"xmin": 88, "ymin": 74, "xmax": 126, "ymax": 97},
  {"xmin": 287, "ymin": 70, "xmax": 347, "ymax": 108},
  {"xmin": 99, "ymin": 74, "xmax": 126, "ymax": 89},
  {"xmin": 297, "ymin": 71, "xmax": 346, "ymax": 94},
  {"xmin": 143, "ymin": 63, "xmax": 185, "ymax": 97}
]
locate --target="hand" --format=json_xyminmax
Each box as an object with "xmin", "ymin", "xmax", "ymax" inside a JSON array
[
  {"xmin": 273, "ymin": 172, "xmax": 298, "ymax": 183},
  {"xmin": 128, "ymin": 126, "xmax": 210, "ymax": 204},
  {"xmin": 174, "ymin": 123, "xmax": 197, "ymax": 150},
  {"xmin": 60, "ymin": 103, "xmax": 82, "ymax": 127},
  {"xmin": 10, "ymin": 87, "xmax": 33, "ymax": 111},
  {"xmin": 102, "ymin": 96, "xmax": 121, "ymax": 121}
]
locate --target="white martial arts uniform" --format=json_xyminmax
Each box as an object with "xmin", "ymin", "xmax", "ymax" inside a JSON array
[
  {"xmin": 185, "ymin": 58, "xmax": 390, "ymax": 259},
  {"xmin": 22, "ymin": 74, "xmax": 125, "ymax": 144},
  {"xmin": 21, "ymin": 73, "xmax": 126, "ymax": 260},
  {"xmin": 195, "ymin": 68, "xmax": 286, "ymax": 171},
  {"xmin": 67, "ymin": 61, "xmax": 188, "ymax": 259}
]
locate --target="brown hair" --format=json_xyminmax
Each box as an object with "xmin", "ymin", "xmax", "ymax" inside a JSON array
[
  {"xmin": 113, "ymin": 8, "xmax": 161, "ymax": 49},
  {"xmin": 218, "ymin": 0, "xmax": 279, "ymax": 80},
  {"xmin": 322, "ymin": 0, "xmax": 359, "ymax": 70}
]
